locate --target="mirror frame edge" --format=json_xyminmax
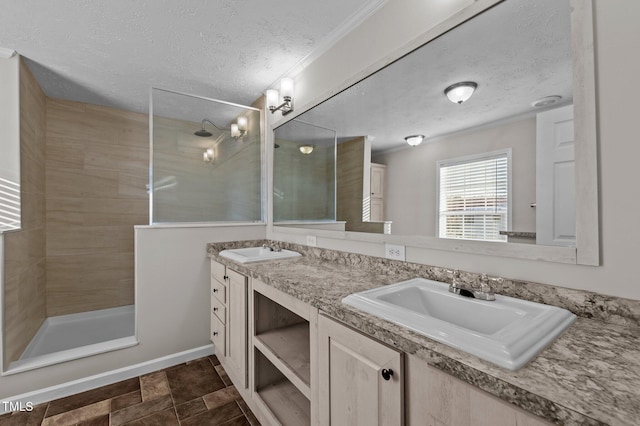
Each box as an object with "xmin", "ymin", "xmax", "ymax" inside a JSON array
[{"xmin": 268, "ymin": 0, "xmax": 599, "ymax": 266}]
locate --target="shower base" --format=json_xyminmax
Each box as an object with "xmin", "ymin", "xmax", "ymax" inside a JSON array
[{"xmin": 6, "ymin": 305, "xmax": 137, "ymax": 374}]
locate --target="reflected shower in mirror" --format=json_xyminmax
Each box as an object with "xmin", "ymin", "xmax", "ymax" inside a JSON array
[
  {"xmin": 273, "ymin": 0, "xmax": 578, "ymax": 246},
  {"xmin": 273, "ymin": 120, "xmax": 338, "ymax": 228},
  {"xmin": 151, "ymin": 88, "xmax": 262, "ymax": 224}
]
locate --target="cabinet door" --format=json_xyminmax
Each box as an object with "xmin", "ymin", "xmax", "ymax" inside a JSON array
[
  {"xmin": 226, "ymin": 268, "xmax": 248, "ymax": 389},
  {"xmin": 318, "ymin": 315, "xmax": 403, "ymax": 426}
]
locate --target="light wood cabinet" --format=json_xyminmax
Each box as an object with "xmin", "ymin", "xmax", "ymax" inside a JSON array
[
  {"xmin": 210, "ymin": 260, "xmax": 248, "ymax": 389},
  {"xmin": 318, "ymin": 314, "xmax": 403, "ymax": 426},
  {"xmin": 209, "ymin": 261, "xmax": 555, "ymax": 426},
  {"xmin": 405, "ymin": 354, "xmax": 552, "ymax": 426}
]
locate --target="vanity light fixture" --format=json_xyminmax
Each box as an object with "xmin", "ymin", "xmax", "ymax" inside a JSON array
[
  {"xmin": 405, "ymin": 135, "xmax": 425, "ymax": 147},
  {"xmin": 203, "ymin": 148, "xmax": 214, "ymax": 163},
  {"xmin": 444, "ymin": 81, "xmax": 478, "ymax": 104},
  {"xmin": 231, "ymin": 116, "xmax": 248, "ymax": 138},
  {"xmin": 299, "ymin": 144, "xmax": 314, "ymax": 155},
  {"xmin": 266, "ymin": 78, "xmax": 295, "ymax": 115}
]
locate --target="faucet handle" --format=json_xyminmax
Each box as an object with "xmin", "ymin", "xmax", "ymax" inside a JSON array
[{"xmin": 451, "ymin": 269, "xmax": 461, "ymax": 286}]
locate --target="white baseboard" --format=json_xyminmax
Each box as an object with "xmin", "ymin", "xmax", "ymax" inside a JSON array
[{"xmin": 0, "ymin": 345, "xmax": 214, "ymax": 414}]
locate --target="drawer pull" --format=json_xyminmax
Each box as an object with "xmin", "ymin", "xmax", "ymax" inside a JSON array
[
  {"xmin": 213, "ymin": 289, "xmax": 218, "ymax": 293},
  {"xmin": 213, "ymin": 331, "xmax": 219, "ymax": 336},
  {"xmin": 213, "ymin": 307, "xmax": 218, "ymax": 312}
]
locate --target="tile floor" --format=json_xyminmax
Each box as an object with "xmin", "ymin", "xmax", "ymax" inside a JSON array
[{"xmin": 0, "ymin": 355, "xmax": 260, "ymax": 426}]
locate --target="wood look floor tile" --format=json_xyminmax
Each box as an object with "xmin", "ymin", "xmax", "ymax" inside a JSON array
[
  {"xmin": 0, "ymin": 403, "xmax": 47, "ymax": 426},
  {"xmin": 214, "ymin": 365, "xmax": 232, "ymax": 387},
  {"xmin": 139, "ymin": 371, "xmax": 170, "ymax": 401},
  {"xmin": 208, "ymin": 355, "xmax": 221, "ymax": 366},
  {"xmin": 203, "ymin": 386, "xmax": 241, "ymax": 410},
  {"xmin": 121, "ymin": 408, "xmax": 178, "ymax": 426},
  {"xmin": 75, "ymin": 413, "xmax": 109, "ymax": 426},
  {"xmin": 236, "ymin": 400, "xmax": 261, "ymax": 426},
  {"xmin": 218, "ymin": 416, "xmax": 251, "ymax": 426},
  {"xmin": 42, "ymin": 400, "xmax": 109, "ymax": 426},
  {"xmin": 178, "ymin": 401, "xmax": 243, "ymax": 426},
  {"xmin": 46, "ymin": 377, "xmax": 139, "ymax": 417},
  {"xmin": 165, "ymin": 358, "xmax": 225, "ymax": 405},
  {"xmin": 175, "ymin": 398, "xmax": 207, "ymax": 421},
  {"xmin": 110, "ymin": 395, "xmax": 172, "ymax": 426},
  {"xmin": 110, "ymin": 390, "xmax": 142, "ymax": 412}
]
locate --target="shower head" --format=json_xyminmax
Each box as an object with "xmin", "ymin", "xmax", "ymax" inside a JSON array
[
  {"xmin": 195, "ymin": 118, "xmax": 226, "ymax": 137},
  {"xmin": 194, "ymin": 128, "xmax": 213, "ymax": 137}
]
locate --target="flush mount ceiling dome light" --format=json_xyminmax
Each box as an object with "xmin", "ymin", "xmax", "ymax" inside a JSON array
[
  {"xmin": 405, "ymin": 135, "xmax": 425, "ymax": 147},
  {"xmin": 299, "ymin": 145, "xmax": 314, "ymax": 155},
  {"xmin": 531, "ymin": 95, "xmax": 562, "ymax": 108},
  {"xmin": 444, "ymin": 81, "xmax": 478, "ymax": 104}
]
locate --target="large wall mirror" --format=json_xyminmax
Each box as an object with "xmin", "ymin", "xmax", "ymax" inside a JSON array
[{"xmin": 272, "ymin": 0, "xmax": 598, "ymax": 265}]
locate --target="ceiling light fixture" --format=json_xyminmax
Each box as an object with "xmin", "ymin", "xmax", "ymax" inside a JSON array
[
  {"xmin": 299, "ymin": 145, "xmax": 314, "ymax": 155},
  {"xmin": 405, "ymin": 135, "xmax": 425, "ymax": 147},
  {"xmin": 266, "ymin": 78, "xmax": 295, "ymax": 116},
  {"xmin": 444, "ymin": 81, "xmax": 478, "ymax": 104},
  {"xmin": 531, "ymin": 95, "xmax": 562, "ymax": 108}
]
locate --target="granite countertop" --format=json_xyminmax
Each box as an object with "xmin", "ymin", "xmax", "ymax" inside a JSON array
[{"xmin": 207, "ymin": 241, "xmax": 640, "ymax": 426}]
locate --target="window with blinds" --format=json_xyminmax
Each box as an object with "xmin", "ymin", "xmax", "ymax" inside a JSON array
[{"xmin": 437, "ymin": 150, "xmax": 510, "ymax": 242}]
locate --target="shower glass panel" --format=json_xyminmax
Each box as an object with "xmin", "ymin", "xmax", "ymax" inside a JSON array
[
  {"xmin": 150, "ymin": 88, "xmax": 262, "ymax": 223},
  {"xmin": 273, "ymin": 120, "xmax": 336, "ymax": 222}
]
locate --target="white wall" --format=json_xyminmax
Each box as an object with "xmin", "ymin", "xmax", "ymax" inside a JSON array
[
  {"xmin": 269, "ymin": 0, "xmax": 640, "ymax": 300},
  {"xmin": 374, "ymin": 117, "xmax": 536, "ymax": 236},
  {"xmin": 0, "ymin": 224, "xmax": 265, "ymax": 398}
]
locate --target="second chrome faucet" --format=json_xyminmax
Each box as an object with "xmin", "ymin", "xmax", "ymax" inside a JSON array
[{"xmin": 448, "ymin": 270, "xmax": 497, "ymax": 301}]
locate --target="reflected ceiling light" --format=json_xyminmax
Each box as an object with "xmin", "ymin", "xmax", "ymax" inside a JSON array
[
  {"xmin": 405, "ymin": 135, "xmax": 425, "ymax": 147},
  {"xmin": 203, "ymin": 148, "xmax": 214, "ymax": 163},
  {"xmin": 531, "ymin": 95, "xmax": 562, "ymax": 108},
  {"xmin": 266, "ymin": 78, "xmax": 295, "ymax": 115},
  {"xmin": 444, "ymin": 81, "xmax": 478, "ymax": 104},
  {"xmin": 299, "ymin": 145, "xmax": 314, "ymax": 155}
]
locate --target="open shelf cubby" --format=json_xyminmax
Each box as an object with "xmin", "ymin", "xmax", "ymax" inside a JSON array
[
  {"xmin": 253, "ymin": 291, "xmax": 311, "ymax": 396},
  {"xmin": 254, "ymin": 348, "xmax": 311, "ymax": 426}
]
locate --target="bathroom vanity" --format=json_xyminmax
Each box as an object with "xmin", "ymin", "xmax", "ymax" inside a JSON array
[{"xmin": 208, "ymin": 241, "xmax": 640, "ymax": 426}]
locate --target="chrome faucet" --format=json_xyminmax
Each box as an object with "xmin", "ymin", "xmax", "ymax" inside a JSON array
[
  {"xmin": 448, "ymin": 270, "xmax": 496, "ymax": 301},
  {"xmin": 261, "ymin": 244, "xmax": 281, "ymax": 252}
]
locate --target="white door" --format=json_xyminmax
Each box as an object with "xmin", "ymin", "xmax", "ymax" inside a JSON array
[{"xmin": 536, "ymin": 105, "xmax": 576, "ymax": 246}]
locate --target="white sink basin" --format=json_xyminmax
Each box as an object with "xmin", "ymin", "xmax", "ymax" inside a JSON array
[
  {"xmin": 219, "ymin": 247, "xmax": 301, "ymax": 264},
  {"xmin": 342, "ymin": 278, "xmax": 576, "ymax": 370}
]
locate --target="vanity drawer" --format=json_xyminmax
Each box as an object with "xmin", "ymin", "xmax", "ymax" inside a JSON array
[
  {"xmin": 211, "ymin": 278, "xmax": 226, "ymax": 304},
  {"xmin": 210, "ymin": 314, "xmax": 226, "ymax": 357},
  {"xmin": 211, "ymin": 294, "xmax": 226, "ymax": 324},
  {"xmin": 211, "ymin": 260, "xmax": 227, "ymax": 284}
]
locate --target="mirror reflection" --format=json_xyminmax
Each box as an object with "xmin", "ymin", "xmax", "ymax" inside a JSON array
[{"xmin": 274, "ymin": 0, "xmax": 577, "ymax": 246}]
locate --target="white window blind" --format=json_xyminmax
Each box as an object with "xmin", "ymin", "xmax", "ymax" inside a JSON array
[{"xmin": 438, "ymin": 151, "xmax": 509, "ymax": 242}]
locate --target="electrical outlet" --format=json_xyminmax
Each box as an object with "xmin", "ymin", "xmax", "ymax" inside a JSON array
[
  {"xmin": 306, "ymin": 235, "xmax": 317, "ymax": 247},
  {"xmin": 385, "ymin": 244, "xmax": 405, "ymax": 261}
]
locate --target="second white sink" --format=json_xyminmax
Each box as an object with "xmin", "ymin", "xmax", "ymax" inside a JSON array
[
  {"xmin": 219, "ymin": 247, "xmax": 301, "ymax": 264},
  {"xmin": 342, "ymin": 278, "xmax": 576, "ymax": 370}
]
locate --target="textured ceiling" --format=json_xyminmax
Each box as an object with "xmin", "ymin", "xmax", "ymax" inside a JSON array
[
  {"xmin": 0, "ymin": 0, "xmax": 378, "ymax": 113},
  {"xmin": 276, "ymin": 0, "xmax": 573, "ymax": 153}
]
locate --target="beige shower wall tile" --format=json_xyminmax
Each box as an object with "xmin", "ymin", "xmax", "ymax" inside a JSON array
[{"xmin": 46, "ymin": 137, "xmax": 85, "ymax": 170}]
